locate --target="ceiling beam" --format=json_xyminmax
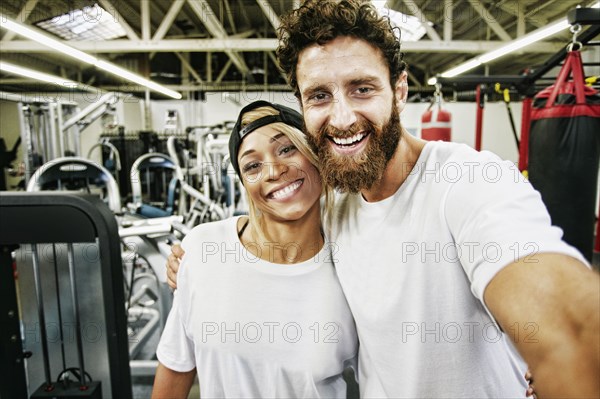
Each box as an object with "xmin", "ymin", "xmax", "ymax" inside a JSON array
[
  {"xmin": 516, "ymin": 3, "xmax": 526, "ymax": 37},
  {"xmin": 0, "ymin": 39, "xmax": 563, "ymax": 53},
  {"xmin": 175, "ymin": 52, "xmax": 204, "ymax": 83},
  {"xmin": 2, "ymin": 0, "xmax": 39, "ymax": 42},
  {"xmin": 495, "ymin": 1, "xmax": 542, "ymax": 29},
  {"xmin": 466, "ymin": 0, "xmax": 512, "ymax": 41},
  {"xmin": 267, "ymin": 51, "xmax": 287, "ymax": 82},
  {"xmin": 141, "ymin": 0, "xmax": 151, "ymax": 41},
  {"xmin": 215, "ymin": 59, "xmax": 233, "ymax": 83},
  {"xmin": 97, "ymin": 0, "xmax": 140, "ymax": 40},
  {"xmin": 400, "ymin": 0, "xmax": 442, "ymax": 41},
  {"xmin": 152, "ymin": 0, "xmax": 185, "ymax": 41},
  {"xmin": 186, "ymin": 0, "xmax": 249, "ymax": 75},
  {"xmin": 256, "ymin": 0, "xmax": 281, "ymax": 30},
  {"xmin": 443, "ymin": 0, "xmax": 452, "ymax": 41},
  {"xmin": 223, "ymin": 0, "xmax": 237, "ymax": 35}
]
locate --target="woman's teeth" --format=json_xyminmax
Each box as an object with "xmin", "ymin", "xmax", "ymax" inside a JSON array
[{"xmin": 271, "ymin": 180, "xmax": 302, "ymax": 199}]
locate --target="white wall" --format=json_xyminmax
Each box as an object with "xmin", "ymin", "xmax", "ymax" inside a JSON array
[
  {"xmin": 150, "ymin": 92, "xmax": 300, "ymax": 131},
  {"xmin": 401, "ymin": 101, "xmax": 523, "ymax": 163}
]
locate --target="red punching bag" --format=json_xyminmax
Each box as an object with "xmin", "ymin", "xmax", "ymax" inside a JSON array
[{"xmin": 421, "ymin": 99, "xmax": 452, "ymax": 141}]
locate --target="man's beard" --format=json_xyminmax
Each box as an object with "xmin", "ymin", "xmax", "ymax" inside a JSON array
[{"xmin": 306, "ymin": 102, "xmax": 402, "ymax": 193}]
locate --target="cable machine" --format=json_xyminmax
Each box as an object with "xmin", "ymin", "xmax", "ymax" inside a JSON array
[{"xmin": 0, "ymin": 192, "xmax": 132, "ymax": 398}]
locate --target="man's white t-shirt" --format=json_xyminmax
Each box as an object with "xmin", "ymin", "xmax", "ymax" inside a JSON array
[
  {"xmin": 157, "ymin": 216, "xmax": 358, "ymax": 398},
  {"xmin": 329, "ymin": 141, "xmax": 586, "ymax": 398}
]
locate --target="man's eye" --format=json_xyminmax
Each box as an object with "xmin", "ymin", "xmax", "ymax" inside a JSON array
[
  {"xmin": 308, "ymin": 93, "xmax": 330, "ymax": 103},
  {"xmin": 356, "ymin": 87, "xmax": 373, "ymax": 95}
]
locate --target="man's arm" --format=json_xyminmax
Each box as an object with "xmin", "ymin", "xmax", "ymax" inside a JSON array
[
  {"xmin": 485, "ymin": 253, "xmax": 599, "ymax": 398},
  {"xmin": 152, "ymin": 362, "xmax": 196, "ymax": 398},
  {"xmin": 167, "ymin": 243, "xmax": 185, "ymax": 289}
]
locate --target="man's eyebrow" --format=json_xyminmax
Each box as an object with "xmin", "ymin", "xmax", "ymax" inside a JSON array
[
  {"xmin": 301, "ymin": 84, "xmax": 331, "ymax": 99},
  {"xmin": 348, "ymin": 77, "xmax": 381, "ymax": 87}
]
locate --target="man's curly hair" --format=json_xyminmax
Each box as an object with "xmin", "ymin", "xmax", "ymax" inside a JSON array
[{"xmin": 276, "ymin": 0, "xmax": 407, "ymax": 99}]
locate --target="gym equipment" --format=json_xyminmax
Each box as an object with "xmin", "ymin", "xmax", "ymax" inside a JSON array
[
  {"xmin": 495, "ymin": 83, "xmax": 520, "ymax": 150},
  {"xmin": 129, "ymin": 153, "xmax": 177, "ymax": 218},
  {"xmin": 87, "ymin": 138, "xmax": 122, "ymax": 186},
  {"xmin": 0, "ymin": 192, "xmax": 132, "ymax": 398},
  {"xmin": 25, "ymin": 156, "xmax": 178, "ymax": 376},
  {"xmin": 61, "ymin": 92, "xmax": 120, "ymax": 157},
  {"xmin": 518, "ymin": 98, "xmax": 533, "ymax": 173},
  {"xmin": 437, "ymin": 19, "xmax": 600, "ymax": 161},
  {"xmin": 0, "ymin": 136, "xmax": 21, "ymax": 190},
  {"xmin": 27, "ymin": 157, "xmax": 121, "ymax": 214},
  {"xmin": 167, "ymin": 135, "xmax": 226, "ymax": 227},
  {"xmin": 474, "ymin": 84, "xmax": 484, "ymax": 151},
  {"xmin": 421, "ymin": 84, "xmax": 452, "ymax": 142},
  {"xmin": 528, "ymin": 33, "xmax": 600, "ymax": 262}
]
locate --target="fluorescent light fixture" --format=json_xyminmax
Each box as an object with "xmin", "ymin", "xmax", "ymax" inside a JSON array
[
  {"xmin": 441, "ymin": 59, "xmax": 484, "ymax": 78},
  {"xmin": 0, "ymin": 60, "xmax": 95, "ymax": 92},
  {"xmin": 95, "ymin": 60, "xmax": 181, "ymax": 96},
  {"xmin": 0, "ymin": 17, "xmax": 97, "ymax": 64},
  {"xmin": 427, "ymin": 12, "xmax": 584, "ymax": 85},
  {"xmin": 0, "ymin": 14, "xmax": 181, "ymax": 99},
  {"xmin": 478, "ymin": 19, "xmax": 570, "ymax": 64}
]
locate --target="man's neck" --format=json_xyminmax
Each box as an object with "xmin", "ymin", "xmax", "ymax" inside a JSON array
[{"xmin": 361, "ymin": 132, "xmax": 426, "ymax": 202}]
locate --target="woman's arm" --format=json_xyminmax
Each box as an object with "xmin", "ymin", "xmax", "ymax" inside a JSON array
[{"xmin": 152, "ymin": 362, "xmax": 197, "ymax": 399}]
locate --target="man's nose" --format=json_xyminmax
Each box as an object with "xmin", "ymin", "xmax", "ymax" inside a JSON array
[{"xmin": 328, "ymin": 95, "xmax": 357, "ymax": 131}]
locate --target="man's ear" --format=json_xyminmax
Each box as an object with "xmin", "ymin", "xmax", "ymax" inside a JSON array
[{"xmin": 394, "ymin": 71, "xmax": 409, "ymax": 114}]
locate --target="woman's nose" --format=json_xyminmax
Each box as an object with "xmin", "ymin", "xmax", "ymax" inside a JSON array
[{"xmin": 266, "ymin": 161, "xmax": 288, "ymax": 181}]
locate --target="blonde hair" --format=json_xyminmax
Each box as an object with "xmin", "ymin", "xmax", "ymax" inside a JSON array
[{"xmin": 239, "ymin": 106, "xmax": 334, "ymax": 243}]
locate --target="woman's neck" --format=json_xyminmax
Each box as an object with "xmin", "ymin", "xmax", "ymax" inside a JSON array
[{"xmin": 240, "ymin": 202, "xmax": 324, "ymax": 264}]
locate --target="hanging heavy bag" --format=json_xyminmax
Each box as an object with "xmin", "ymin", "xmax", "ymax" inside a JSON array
[
  {"xmin": 421, "ymin": 99, "xmax": 452, "ymax": 142},
  {"xmin": 528, "ymin": 49, "xmax": 600, "ymax": 262}
]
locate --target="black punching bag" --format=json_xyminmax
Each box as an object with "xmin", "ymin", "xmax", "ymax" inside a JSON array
[{"xmin": 528, "ymin": 50, "xmax": 600, "ymax": 262}]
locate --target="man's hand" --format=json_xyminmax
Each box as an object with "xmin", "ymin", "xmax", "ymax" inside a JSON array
[{"xmin": 166, "ymin": 243, "xmax": 185, "ymax": 290}]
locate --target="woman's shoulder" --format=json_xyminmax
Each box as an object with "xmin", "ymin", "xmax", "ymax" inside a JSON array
[{"xmin": 181, "ymin": 217, "xmax": 238, "ymax": 248}]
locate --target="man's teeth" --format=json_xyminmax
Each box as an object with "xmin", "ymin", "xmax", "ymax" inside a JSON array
[
  {"xmin": 271, "ymin": 180, "xmax": 302, "ymax": 199},
  {"xmin": 332, "ymin": 132, "xmax": 366, "ymax": 146}
]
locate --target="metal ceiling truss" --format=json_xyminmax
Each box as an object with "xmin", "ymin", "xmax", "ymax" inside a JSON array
[{"xmin": 0, "ymin": 0, "xmax": 586, "ymax": 93}]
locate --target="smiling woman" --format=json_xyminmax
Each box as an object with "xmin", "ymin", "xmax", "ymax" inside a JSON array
[
  {"xmin": 151, "ymin": 101, "xmax": 357, "ymax": 399},
  {"xmin": 235, "ymin": 103, "xmax": 331, "ymax": 252}
]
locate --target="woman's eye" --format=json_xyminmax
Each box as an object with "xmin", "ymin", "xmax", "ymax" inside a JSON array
[{"xmin": 242, "ymin": 162, "xmax": 261, "ymax": 174}]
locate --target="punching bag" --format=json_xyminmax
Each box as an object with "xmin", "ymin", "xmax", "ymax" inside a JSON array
[
  {"xmin": 528, "ymin": 50, "xmax": 600, "ymax": 262},
  {"xmin": 421, "ymin": 101, "xmax": 452, "ymax": 141}
]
